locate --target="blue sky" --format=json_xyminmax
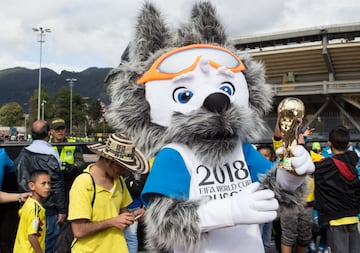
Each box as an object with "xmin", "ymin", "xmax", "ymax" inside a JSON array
[{"xmin": 1, "ymin": 0, "xmax": 359, "ymax": 73}]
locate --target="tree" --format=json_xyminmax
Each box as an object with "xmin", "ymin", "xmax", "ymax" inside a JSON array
[
  {"xmin": 72, "ymin": 93, "xmax": 87, "ymax": 135},
  {"xmin": 28, "ymin": 88, "xmax": 51, "ymax": 122},
  {"xmin": 52, "ymin": 87, "xmax": 87, "ymax": 136},
  {"xmin": 52, "ymin": 87, "xmax": 70, "ymax": 121},
  {"xmin": 0, "ymin": 102, "xmax": 24, "ymax": 126},
  {"xmin": 86, "ymin": 98, "xmax": 113, "ymax": 136},
  {"xmin": 88, "ymin": 99, "xmax": 102, "ymax": 122},
  {"xmin": 25, "ymin": 87, "xmax": 106, "ymax": 136}
]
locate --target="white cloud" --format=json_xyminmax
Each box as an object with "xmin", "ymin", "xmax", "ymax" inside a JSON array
[{"xmin": 0, "ymin": 0, "xmax": 359, "ymax": 73}]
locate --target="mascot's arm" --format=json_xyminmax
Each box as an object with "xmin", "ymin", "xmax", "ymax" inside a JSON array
[
  {"xmin": 275, "ymin": 145, "xmax": 315, "ymax": 191},
  {"xmin": 141, "ymin": 148, "xmax": 202, "ymax": 252},
  {"xmin": 144, "ymin": 195, "xmax": 202, "ymax": 252},
  {"xmin": 261, "ymin": 143, "xmax": 315, "ymax": 209},
  {"xmin": 269, "ymin": 121, "xmax": 315, "ymax": 193}
]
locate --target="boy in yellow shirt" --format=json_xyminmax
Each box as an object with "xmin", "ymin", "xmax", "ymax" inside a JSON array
[{"xmin": 14, "ymin": 170, "xmax": 51, "ymax": 253}]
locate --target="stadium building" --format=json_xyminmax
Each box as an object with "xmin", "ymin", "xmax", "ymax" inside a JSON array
[{"xmin": 232, "ymin": 23, "xmax": 360, "ymax": 143}]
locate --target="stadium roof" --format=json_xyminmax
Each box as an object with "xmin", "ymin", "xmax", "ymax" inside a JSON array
[
  {"xmin": 232, "ymin": 23, "xmax": 360, "ymax": 88},
  {"xmin": 232, "ymin": 23, "xmax": 360, "ymax": 138}
]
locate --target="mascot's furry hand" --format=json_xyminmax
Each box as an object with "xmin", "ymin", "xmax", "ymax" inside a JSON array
[
  {"xmin": 276, "ymin": 145, "xmax": 315, "ymax": 191},
  {"xmin": 198, "ymin": 182, "xmax": 278, "ymax": 232}
]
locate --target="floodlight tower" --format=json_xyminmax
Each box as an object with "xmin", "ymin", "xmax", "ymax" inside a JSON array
[{"xmin": 32, "ymin": 27, "xmax": 51, "ymax": 120}]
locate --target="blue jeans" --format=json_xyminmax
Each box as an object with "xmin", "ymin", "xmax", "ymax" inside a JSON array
[
  {"xmin": 125, "ymin": 221, "xmax": 139, "ymax": 253},
  {"xmin": 260, "ymin": 222, "xmax": 272, "ymax": 253},
  {"xmin": 46, "ymin": 215, "xmax": 60, "ymax": 253}
]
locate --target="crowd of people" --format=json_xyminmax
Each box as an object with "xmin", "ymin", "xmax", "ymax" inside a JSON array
[
  {"xmin": 0, "ymin": 118, "xmax": 150, "ymax": 253},
  {"xmin": 1, "ymin": 115, "xmax": 360, "ymax": 253},
  {"xmin": 254, "ymin": 115, "xmax": 360, "ymax": 253}
]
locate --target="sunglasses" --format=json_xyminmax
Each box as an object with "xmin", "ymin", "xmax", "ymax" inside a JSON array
[{"xmin": 137, "ymin": 44, "xmax": 245, "ymax": 84}]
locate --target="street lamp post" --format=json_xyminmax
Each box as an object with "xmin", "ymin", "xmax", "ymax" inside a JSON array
[
  {"xmin": 41, "ymin": 99, "xmax": 47, "ymax": 120},
  {"xmin": 32, "ymin": 27, "xmax": 51, "ymax": 120},
  {"xmin": 66, "ymin": 78, "xmax": 77, "ymax": 136},
  {"xmin": 24, "ymin": 114, "xmax": 29, "ymax": 140}
]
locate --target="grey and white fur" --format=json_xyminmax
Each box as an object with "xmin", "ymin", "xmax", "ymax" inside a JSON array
[{"xmin": 105, "ymin": 2, "xmax": 306, "ymax": 252}]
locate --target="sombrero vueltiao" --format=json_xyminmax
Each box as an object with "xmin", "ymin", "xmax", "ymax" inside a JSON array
[{"xmin": 88, "ymin": 133, "xmax": 149, "ymax": 174}]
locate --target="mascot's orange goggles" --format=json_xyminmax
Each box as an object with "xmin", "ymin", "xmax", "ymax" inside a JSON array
[{"xmin": 137, "ymin": 44, "xmax": 245, "ymax": 84}]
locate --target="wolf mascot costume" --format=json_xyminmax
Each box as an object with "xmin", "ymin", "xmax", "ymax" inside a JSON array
[{"xmin": 105, "ymin": 2, "xmax": 314, "ymax": 253}]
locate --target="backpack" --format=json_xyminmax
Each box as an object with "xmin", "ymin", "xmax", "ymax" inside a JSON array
[
  {"xmin": 123, "ymin": 170, "xmax": 148, "ymax": 198},
  {"xmin": 54, "ymin": 172, "xmax": 96, "ymax": 253}
]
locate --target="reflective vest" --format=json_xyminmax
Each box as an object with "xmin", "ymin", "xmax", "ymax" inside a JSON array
[{"xmin": 51, "ymin": 138, "xmax": 76, "ymax": 164}]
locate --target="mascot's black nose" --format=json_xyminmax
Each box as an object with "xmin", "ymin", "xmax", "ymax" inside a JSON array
[{"xmin": 203, "ymin": 92, "xmax": 230, "ymax": 113}]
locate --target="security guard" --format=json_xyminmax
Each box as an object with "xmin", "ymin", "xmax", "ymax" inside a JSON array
[{"xmin": 50, "ymin": 118, "xmax": 85, "ymax": 192}]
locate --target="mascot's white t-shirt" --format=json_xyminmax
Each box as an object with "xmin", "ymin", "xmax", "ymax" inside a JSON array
[{"xmin": 142, "ymin": 142, "xmax": 272, "ymax": 253}]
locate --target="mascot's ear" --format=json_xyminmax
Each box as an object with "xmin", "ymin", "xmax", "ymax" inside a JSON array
[
  {"xmin": 130, "ymin": 2, "xmax": 171, "ymax": 62},
  {"xmin": 176, "ymin": 2, "xmax": 227, "ymax": 46}
]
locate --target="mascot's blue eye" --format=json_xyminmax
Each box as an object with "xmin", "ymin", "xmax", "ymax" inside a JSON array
[
  {"xmin": 173, "ymin": 87, "xmax": 194, "ymax": 104},
  {"xmin": 219, "ymin": 82, "xmax": 235, "ymax": 96}
]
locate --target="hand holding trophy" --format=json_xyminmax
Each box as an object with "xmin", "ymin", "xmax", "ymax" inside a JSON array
[{"xmin": 277, "ymin": 97, "xmax": 305, "ymax": 175}]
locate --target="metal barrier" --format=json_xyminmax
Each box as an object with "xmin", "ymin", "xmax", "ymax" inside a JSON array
[{"xmin": 272, "ymin": 80, "xmax": 360, "ymax": 96}]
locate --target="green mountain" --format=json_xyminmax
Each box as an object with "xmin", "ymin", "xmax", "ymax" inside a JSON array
[{"xmin": 0, "ymin": 67, "xmax": 112, "ymax": 106}]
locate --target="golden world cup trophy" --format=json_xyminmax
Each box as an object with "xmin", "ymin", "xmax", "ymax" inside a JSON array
[{"xmin": 277, "ymin": 97, "xmax": 305, "ymax": 174}]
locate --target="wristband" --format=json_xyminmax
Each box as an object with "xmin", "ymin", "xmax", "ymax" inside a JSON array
[{"xmin": 18, "ymin": 193, "xmax": 22, "ymax": 204}]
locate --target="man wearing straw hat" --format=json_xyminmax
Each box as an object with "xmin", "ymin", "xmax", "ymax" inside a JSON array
[{"xmin": 67, "ymin": 133, "xmax": 149, "ymax": 253}]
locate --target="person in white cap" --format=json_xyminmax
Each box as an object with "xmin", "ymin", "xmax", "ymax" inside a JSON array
[{"xmin": 67, "ymin": 133, "xmax": 149, "ymax": 253}]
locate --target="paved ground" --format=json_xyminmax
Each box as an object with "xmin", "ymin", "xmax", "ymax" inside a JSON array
[
  {"xmin": 138, "ymin": 240, "xmax": 281, "ymax": 253},
  {"xmin": 269, "ymin": 240, "xmax": 281, "ymax": 253}
]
